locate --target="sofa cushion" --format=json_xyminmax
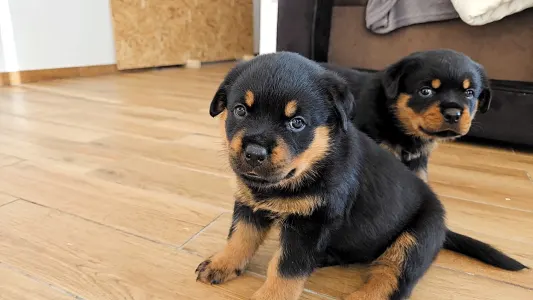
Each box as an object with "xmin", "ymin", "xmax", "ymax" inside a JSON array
[{"xmin": 328, "ymin": 6, "xmax": 533, "ymax": 82}]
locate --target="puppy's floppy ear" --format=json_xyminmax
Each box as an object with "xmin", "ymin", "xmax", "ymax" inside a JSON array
[
  {"xmin": 209, "ymin": 61, "xmax": 248, "ymax": 117},
  {"xmin": 210, "ymin": 86, "xmax": 227, "ymax": 117},
  {"xmin": 381, "ymin": 56, "xmax": 420, "ymax": 99},
  {"xmin": 474, "ymin": 63, "xmax": 492, "ymax": 113},
  {"xmin": 319, "ymin": 71, "xmax": 356, "ymax": 132}
]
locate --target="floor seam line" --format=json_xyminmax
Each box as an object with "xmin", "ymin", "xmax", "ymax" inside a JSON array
[
  {"xmin": 0, "ymin": 198, "xmax": 19, "ymax": 208},
  {"xmin": 16, "ymin": 198, "xmax": 194, "ymax": 249},
  {"xmin": 178, "ymin": 212, "xmax": 227, "ymax": 250},
  {"xmin": 0, "ymin": 159, "xmax": 26, "ymax": 169}
]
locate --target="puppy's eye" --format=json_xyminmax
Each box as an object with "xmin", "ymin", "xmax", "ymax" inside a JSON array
[
  {"xmin": 233, "ymin": 104, "xmax": 247, "ymax": 119},
  {"xmin": 288, "ymin": 117, "xmax": 306, "ymax": 132},
  {"xmin": 465, "ymin": 89, "xmax": 475, "ymax": 99},
  {"xmin": 418, "ymin": 87, "xmax": 433, "ymax": 98}
]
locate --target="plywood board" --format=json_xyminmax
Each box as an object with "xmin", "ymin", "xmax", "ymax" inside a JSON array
[{"xmin": 110, "ymin": 0, "xmax": 254, "ymax": 70}]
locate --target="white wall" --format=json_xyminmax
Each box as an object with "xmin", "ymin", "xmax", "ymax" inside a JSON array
[
  {"xmin": 0, "ymin": 33, "xmax": 4, "ymax": 72},
  {"xmin": 1, "ymin": 0, "xmax": 116, "ymax": 72},
  {"xmin": 258, "ymin": 0, "xmax": 277, "ymax": 54},
  {"xmin": 1, "ymin": 0, "xmax": 262, "ymax": 72}
]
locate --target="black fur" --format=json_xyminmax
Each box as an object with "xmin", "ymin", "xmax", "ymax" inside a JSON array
[
  {"xmin": 321, "ymin": 49, "xmax": 493, "ymax": 178},
  {"xmin": 320, "ymin": 50, "xmax": 527, "ymax": 272},
  {"xmin": 196, "ymin": 52, "xmax": 526, "ymax": 300},
  {"xmin": 444, "ymin": 230, "xmax": 528, "ymax": 271}
]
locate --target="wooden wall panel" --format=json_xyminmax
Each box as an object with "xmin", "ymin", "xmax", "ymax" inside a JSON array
[{"xmin": 110, "ymin": 0, "xmax": 253, "ymax": 70}]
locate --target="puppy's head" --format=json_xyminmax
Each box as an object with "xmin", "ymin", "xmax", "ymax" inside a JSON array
[
  {"xmin": 381, "ymin": 49, "xmax": 492, "ymax": 140},
  {"xmin": 210, "ymin": 52, "xmax": 354, "ymax": 189}
]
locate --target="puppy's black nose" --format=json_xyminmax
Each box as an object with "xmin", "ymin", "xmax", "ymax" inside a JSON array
[
  {"xmin": 443, "ymin": 108, "xmax": 462, "ymax": 124},
  {"xmin": 244, "ymin": 144, "xmax": 267, "ymax": 167}
]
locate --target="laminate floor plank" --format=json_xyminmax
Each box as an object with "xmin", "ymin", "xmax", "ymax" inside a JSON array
[{"xmin": 0, "ymin": 62, "xmax": 530, "ymax": 299}]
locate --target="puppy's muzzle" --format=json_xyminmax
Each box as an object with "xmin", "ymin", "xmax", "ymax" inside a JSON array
[{"xmin": 244, "ymin": 143, "xmax": 268, "ymax": 167}]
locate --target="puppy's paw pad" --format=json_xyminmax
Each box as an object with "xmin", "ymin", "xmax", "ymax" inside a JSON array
[{"xmin": 195, "ymin": 258, "xmax": 242, "ymax": 285}]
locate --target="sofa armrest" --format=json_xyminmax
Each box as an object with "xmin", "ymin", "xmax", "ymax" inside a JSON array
[{"xmin": 276, "ymin": 0, "xmax": 334, "ymax": 61}]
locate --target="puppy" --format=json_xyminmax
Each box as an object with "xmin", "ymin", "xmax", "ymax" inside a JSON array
[
  {"xmin": 321, "ymin": 49, "xmax": 492, "ymax": 182},
  {"xmin": 195, "ymin": 52, "xmax": 526, "ymax": 300}
]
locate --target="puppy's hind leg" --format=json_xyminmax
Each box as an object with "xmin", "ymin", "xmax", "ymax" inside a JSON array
[{"xmin": 345, "ymin": 199, "xmax": 446, "ymax": 300}]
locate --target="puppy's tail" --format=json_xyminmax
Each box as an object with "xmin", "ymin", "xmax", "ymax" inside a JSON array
[{"xmin": 443, "ymin": 229, "xmax": 528, "ymax": 271}]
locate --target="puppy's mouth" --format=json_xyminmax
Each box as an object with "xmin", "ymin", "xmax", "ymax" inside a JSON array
[
  {"xmin": 240, "ymin": 169, "xmax": 296, "ymax": 186},
  {"xmin": 419, "ymin": 127, "xmax": 462, "ymax": 138}
]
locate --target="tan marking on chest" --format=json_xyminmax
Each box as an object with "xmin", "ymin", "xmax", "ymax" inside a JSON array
[{"xmin": 235, "ymin": 180, "xmax": 322, "ymax": 216}]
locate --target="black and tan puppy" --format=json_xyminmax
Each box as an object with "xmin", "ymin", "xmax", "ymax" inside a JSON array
[
  {"xmin": 321, "ymin": 49, "xmax": 492, "ymax": 182},
  {"xmin": 195, "ymin": 52, "xmax": 525, "ymax": 300}
]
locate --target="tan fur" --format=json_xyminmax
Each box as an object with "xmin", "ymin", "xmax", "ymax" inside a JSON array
[
  {"xmin": 219, "ymin": 110, "xmax": 228, "ymax": 146},
  {"xmin": 345, "ymin": 232, "xmax": 417, "ymax": 300},
  {"xmin": 458, "ymin": 103, "xmax": 475, "ymax": 135},
  {"xmin": 271, "ymin": 137, "xmax": 290, "ymax": 166},
  {"xmin": 251, "ymin": 249, "xmax": 307, "ymax": 300},
  {"xmin": 284, "ymin": 100, "xmax": 298, "ymax": 117},
  {"xmin": 235, "ymin": 179, "xmax": 323, "ymax": 216},
  {"xmin": 230, "ymin": 130, "xmax": 244, "ymax": 155},
  {"xmin": 416, "ymin": 169, "xmax": 428, "ymax": 182},
  {"xmin": 420, "ymin": 102, "xmax": 445, "ymax": 132},
  {"xmin": 395, "ymin": 94, "xmax": 444, "ymax": 138},
  {"xmin": 463, "ymin": 79, "xmax": 471, "ymax": 89},
  {"xmin": 278, "ymin": 126, "xmax": 330, "ymax": 190},
  {"xmin": 395, "ymin": 94, "xmax": 424, "ymax": 137},
  {"xmin": 196, "ymin": 220, "xmax": 269, "ymax": 284},
  {"xmin": 431, "ymin": 79, "xmax": 441, "ymax": 89},
  {"xmin": 245, "ymin": 90, "xmax": 255, "ymax": 107}
]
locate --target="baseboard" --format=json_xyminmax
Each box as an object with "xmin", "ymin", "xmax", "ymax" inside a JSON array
[{"xmin": 0, "ymin": 64, "xmax": 118, "ymax": 86}]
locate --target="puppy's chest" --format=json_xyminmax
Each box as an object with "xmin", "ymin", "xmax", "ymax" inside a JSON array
[
  {"xmin": 235, "ymin": 182, "xmax": 325, "ymax": 217},
  {"xmin": 379, "ymin": 141, "xmax": 435, "ymax": 162}
]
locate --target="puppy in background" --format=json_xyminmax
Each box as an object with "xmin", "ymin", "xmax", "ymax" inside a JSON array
[
  {"xmin": 195, "ymin": 52, "xmax": 525, "ymax": 300},
  {"xmin": 321, "ymin": 49, "xmax": 492, "ymax": 181}
]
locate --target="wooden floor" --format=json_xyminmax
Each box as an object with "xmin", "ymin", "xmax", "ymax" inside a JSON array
[{"xmin": 0, "ymin": 63, "xmax": 531, "ymax": 300}]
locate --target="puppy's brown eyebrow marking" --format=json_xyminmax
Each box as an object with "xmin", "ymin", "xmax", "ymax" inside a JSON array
[
  {"xmin": 245, "ymin": 90, "xmax": 254, "ymax": 107},
  {"xmin": 285, "ymin": 100, "xmax": 298, "ymax": 117},
  {"xmin": 431, "ymin": 79, "xmax": 441, "ymax": 89},
  {"xmin": 463, "ymin": 79, "xmax": 471, "ymax": 89}
]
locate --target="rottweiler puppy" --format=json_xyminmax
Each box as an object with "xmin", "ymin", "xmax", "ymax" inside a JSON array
[
  {"xmin": 195, "ymin": 52, "xmax": 526, "ymax": 300},
  {"xmin": 321, "ymin": 49, "xmax": 492, "ymax": 182}
]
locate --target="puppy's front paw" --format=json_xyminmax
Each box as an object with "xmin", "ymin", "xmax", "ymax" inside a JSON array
[{"xmin": 195, "ymin": 257, "xmax": 243, "ymax": 285}]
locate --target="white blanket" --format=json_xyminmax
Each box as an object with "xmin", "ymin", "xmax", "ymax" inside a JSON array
[{"xmin": 451, "ymin": 0, "xmax": 533, "ymax": 25}]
